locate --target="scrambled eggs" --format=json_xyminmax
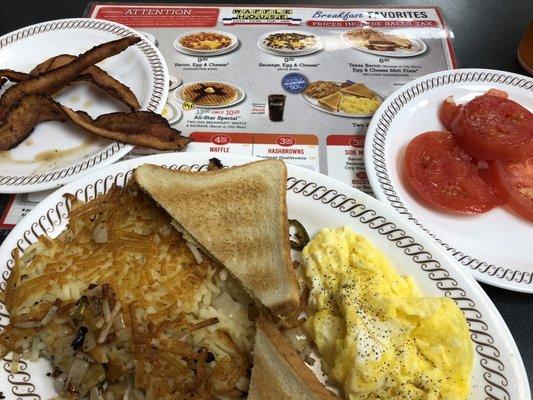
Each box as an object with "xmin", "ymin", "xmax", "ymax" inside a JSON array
[
  {"xmin": 339, "ymin": 95, "xmax": 381, "ymax": 115},
  {"xmin": 303, "ymin": 227, "xmax": 473, "ymax": 400}
]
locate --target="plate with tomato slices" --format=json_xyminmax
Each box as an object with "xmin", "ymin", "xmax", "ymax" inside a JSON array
[{"xmin": 365, "ymin": 69, "xmax": 533, "ymax": 293}]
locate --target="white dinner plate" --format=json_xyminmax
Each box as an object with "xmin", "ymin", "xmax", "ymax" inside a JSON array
[
  {"xmin": 365, "ymin": 69, "xmax": 533, "ymax": 293},
  {"xmin": 173, "ymin": 30, "xmax": 239, "ymax": 56},
  {"xmin": 0, "ymin": 18, "xmax": 168, "ymax": 194},
  {"xmin": 175, "ymin": 81, "xmax": 245, "ymax": 109},
  {"xmin": 0, "ymin": 153, "xmax": 529, "ymax": 399},
  {"xmin": 341, "ymin": 29, "xmax": 427, "ymax": 58},
  {"xmin": 300, "ymin": 85, "xmax": 384, "ymax": 118},
  {"xmin": 257, "ymin": 30, "xmax": 323, "ymax": 57}
]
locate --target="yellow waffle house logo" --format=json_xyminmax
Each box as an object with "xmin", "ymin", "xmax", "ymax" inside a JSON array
[{"xmin": 223, "ymin": 9, "xmax": 301, "ymax": 25}]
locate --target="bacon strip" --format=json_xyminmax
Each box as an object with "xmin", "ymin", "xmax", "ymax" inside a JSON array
[
  {"xmin": 0, "ymin": 95, "xmax": 65, "ymax": 150},
  {"xmin": 0, "ymin": 70, "xmax": 29, "ymax": 88},
  {"xmin": 0, "ymin": 94, "xmax": 189, "ymax": 151},
  {"xmin": 36, "ymin": 54, "xmax": 140, "ymax": 110},
  {"xmin": 0, "ymin": 36, "xmax": 140, "ymax": 121},
  {"xmin": 0, "ymin": 55, "xmax": 141, "ymax": 110}
]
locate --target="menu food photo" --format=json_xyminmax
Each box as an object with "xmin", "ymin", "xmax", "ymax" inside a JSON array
[{"xmin": 0, "ymin": 2, "xmax": 531, "ymax": 400}]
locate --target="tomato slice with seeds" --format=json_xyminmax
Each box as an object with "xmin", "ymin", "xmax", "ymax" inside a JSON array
[
  {"xmin": 439, "ymin": 90, "xmax": 507, "ymax": 131},
  {"xmin": 451, "ymin": 94, "xmax": 533, "ymax": 160},
  {"xmin": 489, "ymin": 158, "xmax": 533, "ymax": 221},
  {"xmin": 439, "ymin": 96, "xmax": 462, "ymax": 131},
  {"xmin": 405, "ymin": 131, "xmax": 500, "ymax": 214}
]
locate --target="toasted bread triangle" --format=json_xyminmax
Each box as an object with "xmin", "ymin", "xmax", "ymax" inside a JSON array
[
  {"xmin": 248, "ymin": 317, "xmax": 339, "ymax": 400},
  {"xmin": 339, "ymin": 83, "xmax": 375, "ymax": 98},
  {"xmin": 318, "ymin": 91, "xmax": 341, "ymax": 111},
  {"xmin": 133, "ymin": 160, "xmax": 300, "ymax": 316}
]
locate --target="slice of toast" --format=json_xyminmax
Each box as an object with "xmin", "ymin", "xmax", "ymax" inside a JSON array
[
  {"xmin": 248, "ymin": 317, "xmax": 339, "ymax": 400},
  {"xmin": 133, "ymin": 160, "xmax": 300, "ymax": 316},
  {"xmin": 339, "ymin": 83, "xmax": 376, "ymax": 99},
  {"xmin": 318, "ymin": 91, "xmax": 341, "ymax": 112}
]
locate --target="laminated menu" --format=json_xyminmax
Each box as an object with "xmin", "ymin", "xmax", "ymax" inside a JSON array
[{"xmin": 0, "ymin": 3, "xmax": 456, "ymax": 227}]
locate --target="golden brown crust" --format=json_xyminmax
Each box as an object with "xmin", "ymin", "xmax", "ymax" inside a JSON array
[
  {"xmin": 339, "ymin": 83, "xmax": 376, "ymax": 99},
  {"xmin": 318, "ymin": 92, "xmax": 341, "ymax": 111},
  {"xmin": 248, "ymin": 317, "xmax": 339, "ymax": 400},
  {"xmin": 133, "ymin": 160, "xmax": 300, "ymax": 317},
  {"xmin": 345, "ymin": 28, "xmax": 412, "ymax": 51},
  {"xmin": 273, "ymin": 163, "xmax": 300, "ymax": 317}
]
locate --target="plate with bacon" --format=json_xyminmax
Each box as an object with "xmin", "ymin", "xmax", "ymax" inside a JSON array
[{"xmin": 0, "ymin": 18, "xmax": 189, "ymax": 193}]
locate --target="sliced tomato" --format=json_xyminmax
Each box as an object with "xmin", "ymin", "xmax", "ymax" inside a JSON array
[
  {"xmin": 472, "ymin": 162, "xmax": 503, "ymax": 202},
  {"xmin": 439, "ymin": 96, "xmax": 462, "ymax": 131},
  {"xmin": 439, "ymin": 90, "xmax": 506, "ymax": 131},
  {"xmin": 489, "ymin": 158, "xmax": 533, "ymax": 221},
  {"xmin": 451, "ymin": 94, "xmax": 533, "ymax": 160},
  {"xmin": 405, "ymin": 131, "xmax": 500, "ymax": 214}
]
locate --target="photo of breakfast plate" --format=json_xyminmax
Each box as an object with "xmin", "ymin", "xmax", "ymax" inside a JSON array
[
  {"xmin": 301, "ymin": 80, "xmax": 383, "ymax": 118},
  {"xmin": 176, "ymin": 81, "xmax": 245, "ymax": 109},
  {"xmin": 174, "ymin": 30, "xmax": 239, "ymax": 56},
  {"xmin": 258, "ymin": 30, "xmax": 323, "ymax": 56},
  {"xmin": 341, "ymin": 28, "xmax": 427, "ymax": 57},
  {"xmin": 0, "ymin": 153, "xmax": 529, "ymax": 399}
]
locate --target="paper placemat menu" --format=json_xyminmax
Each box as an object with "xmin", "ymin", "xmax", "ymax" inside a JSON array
[{"xmin": 0, "ymin": 3, "xmax": 456, "ymax": 227}]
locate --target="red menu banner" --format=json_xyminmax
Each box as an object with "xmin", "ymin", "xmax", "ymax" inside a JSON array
[{"xmin": 93, "ymin": 6, "xmax": 219, "ymax": 27}]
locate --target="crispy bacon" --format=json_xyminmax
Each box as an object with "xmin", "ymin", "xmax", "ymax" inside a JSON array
[
  {"xmin": 0, "ymin": 36, "xmax": 140, "ymax": 121},
  {"xmin": 0, "ymin": 94, "xmax": 190, "ymax": 151},
  {"xmin": 0, "ymin": 69, "xmax": 29, "ymax": 88},
  {"xmin": 0, "ymin": 94, "xmax": 65, "ymax": 150},
  {"xmin": 0, "ymin": 54, "xmax": 141, "ymax": 110},
  {"xmin": 0, "ymin": 37, "xmax": 191, "ymax": 151}
]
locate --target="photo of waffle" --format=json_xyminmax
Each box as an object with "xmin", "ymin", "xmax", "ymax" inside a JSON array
[
  {"xmin": 341, "ymin": 28, "xmax": 427, "ymax": 57},
  {"xmin": 177, "ymin": 81, "xmax": 245, "ymax": 108},
  {"xmin": 174, "ymin": 30, "xmax": 239, "ymax": 56},
  {"xmin": 258, "ymin": 30, "xmax": 323, "ymax": 56},
  {"xmin": 301, "ymin": 80, "xmax": 383, "ymax": 117}
]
